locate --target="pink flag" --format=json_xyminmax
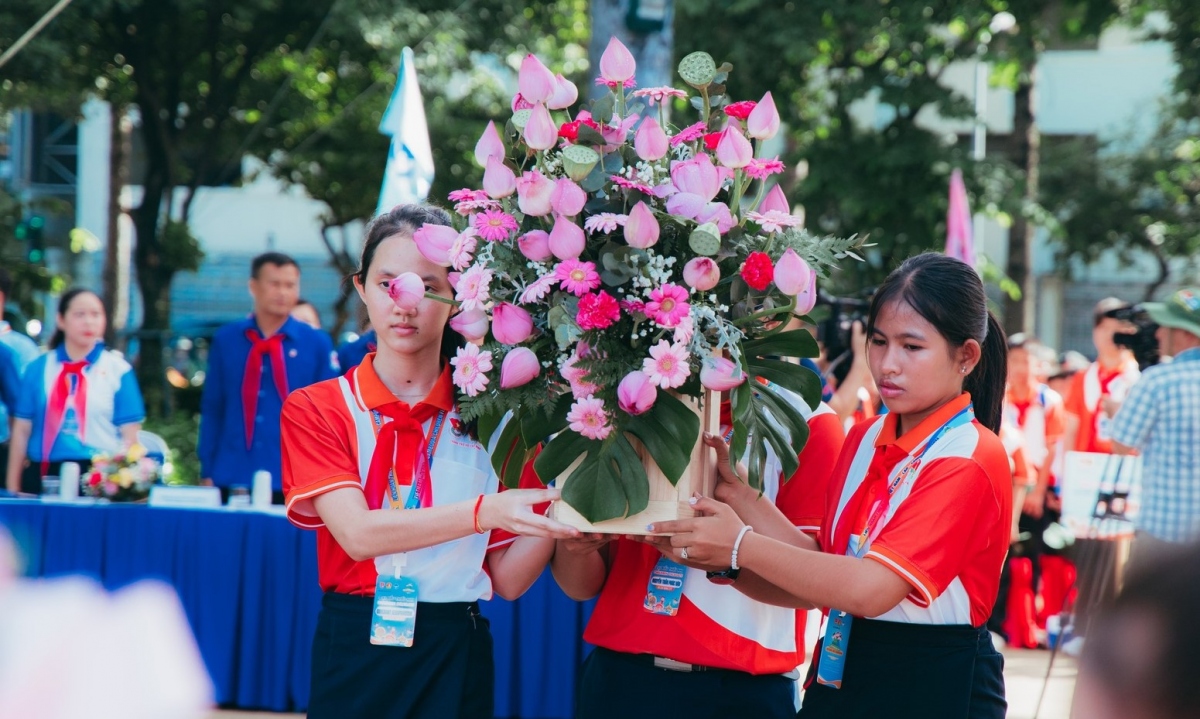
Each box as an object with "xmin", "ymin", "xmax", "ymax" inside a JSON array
[{"xmin": 945, "ymin": 169, "xmax": 976, "ymax": 268}]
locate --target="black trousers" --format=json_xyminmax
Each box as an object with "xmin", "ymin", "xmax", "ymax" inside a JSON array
[
  {"xmin": 799, "ymin": 619, "xmax": 1006, "ymax": 719},
  {"xmin": 308, "ymin": 592, "xmax": 494, "ymax": 719},
  {"xmin": 576, "ymin": 646, "xmax": 796, "ymax": 719}
]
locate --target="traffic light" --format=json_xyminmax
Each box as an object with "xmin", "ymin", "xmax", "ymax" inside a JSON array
[{"xmin": 19, "ymin": 214, "xmax": 45, "ymax": 263}]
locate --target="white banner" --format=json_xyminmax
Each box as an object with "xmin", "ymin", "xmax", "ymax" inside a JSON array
[{"xmin": 1060, "ymin": 451, "xmax": 1142, "ymax": 539}]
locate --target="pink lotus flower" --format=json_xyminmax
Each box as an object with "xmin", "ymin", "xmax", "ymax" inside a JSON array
[
  {"xmin": 670, "ymin": 121, "xmax": 708, "ymax": 147},
  {"xmin": 524, "ymin": 103, "xmax": 559, "ymax": 151},
  {"xmin": 642, "ymin": 340, "xmax": 691, "ymax": 389},
  {"xmin": 584, "ymin": 213, "xmax": 627, "ymax": 235},
  {"xmin": 567, "ymin": 395, "xmax": 612, "ymax": 440},
  {"xmin": 634, "ymin": 117, "xmax": 668, "ymax": 161},
  {"xmin": 551, "ymin": 178, "xmax": 587, "ymax": 217},
  {"xmin": 774, "ymin": 249, "xmax": 818, "ymax": 313},
  {"xmin": 516, "ymin": 169, "xmax": 555, "ymax": 217},
  {"xmin": 483, "ymin": 157, "xmax": 517, "ymax": 198},
  {"xmin": 451, "ymin": 344, "xmax": 493, "ymax": 397},
  {"xmin": 449, "ymin": 229, "xmax": 479, "ymax": 271},
  {"xmin": 617, "ymin": 371, "xmax": 657, "ymax": 415},
  {"xmin": 669, "ymin": 154, "xmax": 722, "ymax": 210},
  {"xmin": 716, "ymin": 126, "xmax": 754, "ymax": 169},
  {"xmin": 474, "ymin": 121, "xmax": 505, "ymax": 168},
  {"xmin": 454, "ymin": 265, "xmax": 493, "ymax": 312},
  {"xmin": 412, "ymin": 224, "xmax": 458, "ymax": 267},
  {"xmin": 645, "ymin": 283, "xmax": 690, "ymax": 328},
  {"xmin": 548, "ymin": 73, "xmax": 578, "ymax": 110},
  {"xmin": 472, "ymin": 209, "xmax": 519, "ymax": 242},
  {"xmin": 549, "ymin": 215, "xmax": 586, "ymax": 260},
  {"xmin": 518, "ymin": 274, "xmax": 558, "ymax": 304},
  {"xmin": 599, "ymin": 37, "xmax": 636, "ymax": 87},
  {"xmin": 576, "ymin": 290, "xmax": 621, "ymax": 330},
  {"xmin": 759, "ymin": 184, "xmax": 791, "ymax": 214},
  {"xmin": 624, "ymin": 201, "xmax": 660, "ymax": 249},
  {"xmin": 517, "ymin": 230, "xmax": 552, "ymax": 262},
  {"xmin": 555, "ymin": 259, "xmax": 601, "ymax": 296},
  {"xmin": 747, "ymin": 91, "xmax": 781, "ymax": 140},
  {"xmin": 683, "ymin": 257, "xmax": 720, "ymax": 292},
  {"xmin": 491, "ymin": 302, "xmax": 534, "ymax": 344},
  {"xmin": 695, "ymin": 202, "xmax": 736, "ymax": 235},
  {"xmin": 500, "ymin": 347, "xmax": 541, "ymax": 389},
  {"xmin": 699, "ymin": 357, "xmax": 747, "ymax": 392},
  {"xmin": 518, "ymin": 54, "xmax": 556, "ymax": 105},
  {"xmin": 744, "ymin": 157, "xmax": 785, "ymax": 181},
  {"xmin": 561, "ymin": 353, "xmax": 598, "ymax": 398},
  {"xmin": 387, "ymin": 273, "xmax": 425, "ymax": 311},
  {"xmin": 450, "ymin": 308, "xmax": 489, "ymax": 341},
  {"xmin": 673, "ymin": 314, "xmax": 695, "ymax": 345}
]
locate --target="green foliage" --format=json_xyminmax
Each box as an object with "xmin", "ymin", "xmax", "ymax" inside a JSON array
[{"xmin": 144, "ymin": 411, "xmax": 201, "ymax": 485}]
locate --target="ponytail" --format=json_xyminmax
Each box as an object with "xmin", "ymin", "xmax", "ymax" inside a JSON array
[{"xmin": 964, "ymin": 313, "xmax": 1008, "ymax": 433}]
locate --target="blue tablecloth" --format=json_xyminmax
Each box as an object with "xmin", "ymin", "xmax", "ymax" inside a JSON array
[{"xmin": 0, "ymin": 500, "xmax": 592, "ymax": 717}]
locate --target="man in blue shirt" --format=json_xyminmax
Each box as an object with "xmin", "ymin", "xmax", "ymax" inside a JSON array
[
  {"xmin": 335, "ymin": 328, "xmax": 376, "ymax": 371},
  {"xmin": 0, "ymin": 269, "xmax": 40, "ymax": 483},
  {"xmin": 198, "ymin": 253, "xmax": 339, "ymax": 502}
]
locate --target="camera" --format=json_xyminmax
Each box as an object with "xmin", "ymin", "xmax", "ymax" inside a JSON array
[
  {"xmin": 1104, "ymin": 305, "xmax": 1160, "ymax": 369},
  {"xmin": 814, "ymin": 290, "xmax": 872, "ymax": 385}
]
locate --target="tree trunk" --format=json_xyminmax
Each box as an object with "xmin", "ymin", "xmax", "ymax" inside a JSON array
[
  {"xmin": 589, "ymin": 0, "xmax": 674, "ymax": 101},
  {"xmin": 1004, "ymin": 72, "xmax": 1039, "ymax": 336},
  {"xmin": 1145, "ymin": 243, "xmax": 1170, "ymax": 302},
  {"xmin": 132, "ymin": 161, "xmax": 171, "ymax": 418},
  {"xmin": 103, "ymin": 106, "xmax": 132, "ymax": 350}
]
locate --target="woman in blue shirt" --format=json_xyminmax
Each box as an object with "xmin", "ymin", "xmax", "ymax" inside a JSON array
[{"xmin": 5, "ymin": 289, "xmax": 146, "ymax": 495}]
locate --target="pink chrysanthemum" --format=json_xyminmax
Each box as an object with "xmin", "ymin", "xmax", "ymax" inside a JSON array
[
  {"xmin": 448, "ymin": 188, "xmax": 484, "ymax": 202},
  {"xmin": 518, "ymin": 275, "xmax": 558, "ymax": 305},
  {"xmin": 743, "ymin": 157, "xmax": 786, "ymax": 181},
  {"xmin": 567, "ymin": 395, "xmax": 612, "ymax": 440},
  {"xmin": 561, "ymin": 353, "xmax": 599, "ymax": 399},
  {"xmin": 555, "ymin": 259, "xmax": 602, "ymax": 296},
  {"xmin": 451, "ymin": 343, "xmax": 493, "ymax": 397},
  {"xmin": 632, "ymin": 86, "xmax": 688, "ymax": 103},
  {"xmin": 611, "ymin": 175, "xmax": 656, "ymax": 194},
  {"xmin": 745, "ymin": 210, "xmax": 803, "ymax": 234},
  {"xmin": 594, "ymin": 77, "xmax": 638, "ymax": 90},
  {"xmin": 669, "ymin": 122, "xmax": 708, "ymax": 147},
  {"xmin": 449, "ymin": 229, "xmax": 479, "ymax": 271},
  {"xmin": 448, "ymin": 188, "xmax": 498, "ymax": 216},
  {"xmin": 644, "ymin": 283, "xmax": 690, "ymax": 328},
  {"xmin": 673, "ymin": 314, "xmax": 695, "ymax": 345},
  {"xmin": 454, "ymin": 264, "xmax": 493, "ymax": 312},
  {"xmin": 576, "ymin": 290, "xmax": 621, "ymax": 331},
  {"xmin": 584, "ymin": 213, "xmax": 628, "ymax": 235},
  {"xmin": 642, "ymin": 341, "xmax": 691, "ymax": 389},
  {"xmin": 472, "ymin": 209, "xmax": 519, "ymax": 242}
]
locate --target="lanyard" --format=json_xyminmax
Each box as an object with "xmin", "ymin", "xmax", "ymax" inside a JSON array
[{"xmin": 370, "ymin": 409, "xmax": 446, "ymax": 510}]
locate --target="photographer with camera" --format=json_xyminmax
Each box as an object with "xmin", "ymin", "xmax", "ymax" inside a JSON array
[{"xmin": 1111, "ymin": 289, "xmax": 1200, "ymax": 567}]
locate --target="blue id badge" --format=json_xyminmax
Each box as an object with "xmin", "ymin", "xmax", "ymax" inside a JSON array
[
  {"xmin": 815, "ymin": 608, "xmax": 853, "ymax": 688},
  {"xmin": 644, "ymin": 556, "xmax": 686, "ymax": 616},
  {"xmin": 371, "ymin": 575, "xmax": 419, "ymax": 647}
]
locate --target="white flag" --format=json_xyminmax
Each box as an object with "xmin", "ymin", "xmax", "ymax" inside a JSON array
[{"xmin": 377, "ymin": 47, "xmax": 434, "ymax": 215}]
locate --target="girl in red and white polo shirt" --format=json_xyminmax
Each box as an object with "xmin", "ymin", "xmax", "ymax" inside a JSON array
[
  {"xmin": 281, "ymin": 204, "xmax": 578, "ymax": 719},
  {"xmin": 552, "ymin": 384, "xmax": 845, "ymax": 719},
  {"xmin": 656, "ymin": 254, "xmax": 1011, "ymax": 718}
]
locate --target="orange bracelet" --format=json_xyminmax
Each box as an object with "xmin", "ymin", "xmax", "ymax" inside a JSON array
[{"xmin": 473, "ymin": 494, "xmax": 486, "ymax": 534}]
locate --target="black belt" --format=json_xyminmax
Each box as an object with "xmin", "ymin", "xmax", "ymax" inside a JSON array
[
  {"xmin": 598, "ymin": 646, "xmax": 798, "ymax": 677},
  {"xmin": 321, "ymin": 591, "xmax": 481, "ymax": 621}
]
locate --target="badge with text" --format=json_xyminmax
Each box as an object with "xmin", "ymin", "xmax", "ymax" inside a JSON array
[
  {"xmin": 644, "ymin": 556, "xmax": 686, "ymax": 616},
  {"xmin": 370, "ymin": 576, "xmax": 419, "ymax": 647},
  {"xmin": 815, "ymin": 609, "xmax": 853, "ymax": 688}
]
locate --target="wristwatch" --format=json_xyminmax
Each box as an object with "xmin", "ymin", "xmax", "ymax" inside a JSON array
[{"xmin": 706, "ymin": 568, "xmax": 740, "ymax": 585}]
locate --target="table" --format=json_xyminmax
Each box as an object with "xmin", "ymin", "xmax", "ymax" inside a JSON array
[{"xmin": 0, "ymin": 500, "xmax": 592, "ymax": 717}]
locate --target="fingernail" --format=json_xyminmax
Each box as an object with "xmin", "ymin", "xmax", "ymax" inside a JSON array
[
  {"xmin": 645, "ymin": 524, "xmax": 655, "ymax": 532},
  {"xmin": 688, "ymin": 496, "xmax": 698, "ymax": 505},
  {"xmin": 703, "ymin": 432, "xmax": 714, "ymax": 440}
]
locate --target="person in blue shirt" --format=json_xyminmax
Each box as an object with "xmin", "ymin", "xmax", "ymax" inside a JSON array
[
  {"xmin": 5, "ymin": 289, "xmax": 146, "ymax": 495},
  {"xmin": 335, "ymin": 327, "xmax": 376, "ymax": 371},
  {"xmin": 198, "ymin": 252, "xmax": 339, "ymax": 503},
  {"xmin": 0, "ymin": 268, "xmax": 43, "ymax": 479}
]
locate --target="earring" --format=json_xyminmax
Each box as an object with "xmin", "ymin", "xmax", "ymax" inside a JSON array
[{"xmin": 960, "ymin": 366, "xmax": 967, "ymax": 374}]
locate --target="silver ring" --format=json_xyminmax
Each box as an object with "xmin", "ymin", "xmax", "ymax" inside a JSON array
[{"xmin": 680, "ymin": 547, "xmax": 689, "ymax": 560}]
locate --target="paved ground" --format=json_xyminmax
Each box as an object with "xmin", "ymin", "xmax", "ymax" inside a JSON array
[{"xmin": 210, "ymin": 646, "xmax": 1078, "ymax": 719}]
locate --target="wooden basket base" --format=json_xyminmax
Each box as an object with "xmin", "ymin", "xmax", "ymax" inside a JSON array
[{"xmin": 550, "ymin": 498, "xmax": 697, "ymax": 535}]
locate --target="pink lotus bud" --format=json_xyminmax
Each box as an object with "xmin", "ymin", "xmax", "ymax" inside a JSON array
[
  {"xmin": 450, "ymin": 308, "xmax": 490, "ymax": 341},
  {"xmin": 483, "ymin": 157, "xmax": 517, "ymax": 199},
  {"xmin": 548, "ymin": 73, "xmax": 578, "ymax": 110},
  {"xmin": 746, "ymin": 91, "xmax": 781, "ymax": 140},
  {"xmin": 518, "ymin": 54, "xmax": 556, "ymax": 105},
  {"xmin": 500, "ymin": 347, "xmax": 541, "ymax": 389},
  {"xmin": 516, "ymin": 169, "xmax": 555, "ymax": 217},
  {"xmin": 474, "ymin": 121, "xmax": 505, "ymax": 168},
  {"xmin": 551, "ymin": 178, "xmax": 587, "ymax": 217},
  {"xmin": 774, "ymin": 248, "xmax": 815, "ymax": 298},
  {"xmin": 624, "ymin": 201, "xmax": 660, "ymax": 249},
  {"xmin": 670, "ymin": 154, "xmax": 722, "ymax": 202},
  {"xmin": 683, "ymin": 257, "xmax": 720, "ymax": 292},
  {"xmin": 759, "ymin": 184, "xmax": 790, "ymax": 214},
  {"xmin": 523, "ymin": 103, "xmax": 559, "ymax": 151},
  {"xmin": 387, "ymin": 273, "xmax": 425, "ymax": 311},
  {"xmin": 715, "ymin": 126, "xmax": 753, "ymax": 169},
  {"xmin": 599, "ymin": 37, "xmax": 636, "ymax": 85},
  {"xmin": 412, "ymin": 224, "xmax": 457, "ymax": 267},
  {"xmin": 492, "ymin": 302, "xmax": 534, "ymax": 345},
  {"xmin": 549, "ymin": 215, "xmax": 586, "ymax": 260},
  {"xmin": 617, "ymin": 370, "xmax": 657, "ymax": 415},
  {"xmin": 634, "ymin": 117, "xmax": 668, "ymax": 161},
  {"xmin": 699, "ymin": 357, "xmax": 747, "ymax": 392},
  {"xmin": 518, "ymin": 230, "xmax": 552, "ymax": 262}
]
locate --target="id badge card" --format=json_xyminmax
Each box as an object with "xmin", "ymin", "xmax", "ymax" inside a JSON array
[
  {"xmin": 371, "ymin": 575, "xmax": 419, "ymax": 647},
  {"xmin": 644, "ymin": 556, "xmax": 686, "ymax": 616},
  {"xmin": 815, "ymin": 609, "xmax": 853, "ymax": 689}
]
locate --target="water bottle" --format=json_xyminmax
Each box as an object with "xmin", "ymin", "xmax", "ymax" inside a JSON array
[
  {"xmin": 252, "ymin": 470, "xmax": 273, "ymax": 508},
  {"xmin": 60, "ymin": 462, "xmax": 81, "ymax": 501},
  {"xmin": 1046, "ymin": 614, "xmax": 1061, "ymax": 650}
]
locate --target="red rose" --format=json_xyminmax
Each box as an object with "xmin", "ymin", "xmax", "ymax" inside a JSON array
[
  {"xmin": 724, "ymin": 101, "xmax": 758, "ymax": 121},
  {"xmin": 740, "ymin": 251, "xmax": 775, "ymax": 291},
  {"xmin": 559, "ymin": 120, "xmax": 581, "ymax": 143},
  {"xmin": 576, "ymin": 290, "xmax": 621, "ymax": 330},
  {"xmin": 703, "ymin": 132, "xmax": 722, "ymax": 151}
]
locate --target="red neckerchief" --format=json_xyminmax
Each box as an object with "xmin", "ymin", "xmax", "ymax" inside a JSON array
[
  {"xmin": 363, "ymin": 400, "xmax": 439, "ymax": 510},
  {"xmin": 242, "ymin": 330, "xmax": 289, "ymax": 449},
  {"xmin": 43, "ymin": 359, "xmax": 89, "ymax": 477}
]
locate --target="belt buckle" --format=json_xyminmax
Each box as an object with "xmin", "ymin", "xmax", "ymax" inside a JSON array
[{"xmin": 653, "ymin": 656, "xmax": 697, "ymax": 672}]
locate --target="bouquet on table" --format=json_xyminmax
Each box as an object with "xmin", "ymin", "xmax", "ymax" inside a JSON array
[
  {"xmin": 396, "ymin": 38, "xmax": 862, "ymax": 524},
  {"xmin": 84, "ymin": 444, "xmax": 162, "ymax": 502}
]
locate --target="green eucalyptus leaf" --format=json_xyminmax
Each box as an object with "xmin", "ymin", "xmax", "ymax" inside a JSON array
[
  {"xmin": 576, "ymin": 123, "xmax": 608, "ymax": 147},
  {"xmin": 592, "ymin": 92, "xmax": 615, "ymax": 124}
]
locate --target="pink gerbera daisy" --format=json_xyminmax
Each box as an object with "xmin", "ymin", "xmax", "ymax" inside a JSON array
[
  {"xmin": 594, "ymin": 77, "xmax": 638, "ymax": 90},
  {"xmin": 744, "ymin": 157, "xmax": 786, "ymax": 181},
  {"xmin": 642, "ymin": 340, "xmax": 691, "ymax": 389},
  {"xmin": 454, "ymin": 265, "xmax": 493, "ymax": 312},
  {"xmin": 632, "ymin": 86, "xmax": 688, "ymax": 103},
  {"xmin": 584, "ymin": 213, "xmax": 628, "ymax": 235},
  {"xmin": 644, "ymin": 284, "xmax": 690, "ymax": 328},
  {"xmin": 449, "ymin": 229, "xmax": 479, "ymax": 271},
  {"xmin": 567, "ymin": 395, "xmax": 612, "ymax": 440},
  {"xmin": 560, "ymin": 352, "xmax": 599, "ymax": 399},
  {"xmin": 448, "ymin": 188, "xmax": 498, "ymax": 216},
  {"xmin": 450, "ymin": 344, "xmax": 494, "ymax": 397},
  {"xmin": 555, "ymin": 259, "xmax": 602, "ymax": 296},
  {"xmin": 518, "ymin": 275, "xmax": 558, "ymax": 305},
  {"xmin": 669, "ymin": 122, "xmax": 708, "ymax": 147},
  {"xmin": 473, "ymin": 209, "xmax": 519, "ymax": 242},
  {"xmin": 745, "ymin": 210, "xmax": 803, "ymax": 234},
  {"xmin": 611, "ymin": 175, "xmax": 656, "ymax": 195}
]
